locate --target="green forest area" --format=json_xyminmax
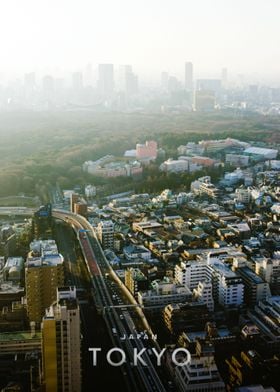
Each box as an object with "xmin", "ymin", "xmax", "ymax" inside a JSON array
[{"xmin": 0, "ymin": 110, "xmax": 279, "ymax": 202}]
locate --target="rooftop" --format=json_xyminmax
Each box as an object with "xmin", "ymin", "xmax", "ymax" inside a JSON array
[
  {"xmin": 238, "ymin": 266, "xmax": 264, "ymax": 284},
  {"xmin": 0, "ymin": 331, "xmax": 42, "ymax": 342}
]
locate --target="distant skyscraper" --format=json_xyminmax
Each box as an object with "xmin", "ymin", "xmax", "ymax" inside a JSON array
[
  {"xmin": 72, "ymin": 72, "xmax": 83, "ymax": 90},
  {"xmin": 185, "ymin": 62, "xmax": 193, "ymax": 91},
  {"xmin": 221, "ymin": 68, "xmax": 228, "ymax": 89},
  {"xmin": 98, "ymin": 64, "xmax": 114, "ymax": 96},
  {"xmin": 41, "ymin": 287, "xmax": 81, "ymax": 392},
  {"xmin": 119, "ymin": 65, "xmax": 138, "ymax": 96},
  {"xmin": 84, "ymin": 63, "xmax": 93, "ymax": 86}
]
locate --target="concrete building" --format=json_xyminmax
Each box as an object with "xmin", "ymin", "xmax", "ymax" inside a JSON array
[
  {"xmin": 210, "ymin": 261, "xmax": 244, "ymax": 308},
  {"xmin": 175, "ymin": 260, "xmax": 211, "ymax": 291},
  {"xmin": 123, "ymin": 244, "xmax": 151, "ymax": 261},
  {"xmin": 124, "ymin": 268, "xmax": 149, "ymax": 297},
  {"xmin": 235, "ymin": 188, "xmax": 251, "ymax": 204},
  {"xmin": 244, "ymin": 147, "xmax": 278, "ymax": 160},
  {"xmin": 136, "ymin": 140, "xmax": 157, "ymax": 161},
  {"xmin": 255, "ymin": 253, "xmax": 280, "ymax": 294},
  {"xmin": 70, "ymin": 193, "xmax": 79, "ymax": 213},
  {"xmin": 0, "ymin": 326, "xmax": 41, "ymax": 354},
  {"xmin": 174, "ymin": 340, "xmax": 226, "ymax": 391},
  {"xmin": 73, "ymin": 202, "xmax": 88, "ymax": 217},
  {"xmin": 41, "ymin": 287, "xmax": 81, "ymax": 392},
  {"xmin": 25, "ymin": 240, "xmax": 64, "ymax": 324},
  {"xmin": 160, "ymin": 158, "xmax": 189, "ymax": 173},
  {"xmin": 138, "ymin": 278, "xmax": 192, "ymax": 311},
  {"xmin": 175, "ymin": 251, "xmax": 244, "ymax": 308},
  {"xmin": 191, "ymin": 156, "xmax": 216, "ymax": 167},
  {"xmin": 83, "ymin": 156, "xmax": 142, "ymax": 178},
  {"xmin": 236, "ymin": 266, "xmax": 271, "ymax": 306},
  {"xmin": 163, "ymin": 302, "xmax": 209, "ymax": 334},
  {"xmin": 199, "ymin": 138, "xmax": 249, "ymax": 153},
  {"xmin": 191, "ymin": 176, "xmax": 220, "ymax": 198},
  {"xmin": 226, "ymin": 154, "xmax": 249, "ymax": 167},
  {"xmin": 2, "ymin": 257, "xmax": 24, "ymax": 282},
  {"xmin": 97, "ymin": 220, "xmax": 114, "ymax": 249},
  {"xmin": 193, "ymin": 280, "xmax": 214, "ymax": 311},
  {"xmin": 248, "ymin": 296, "xmax": 280, "ymax": 346}
]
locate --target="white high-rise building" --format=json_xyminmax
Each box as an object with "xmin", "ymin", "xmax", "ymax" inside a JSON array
[
  {"xmin": 97, "ymin": 220, "xmax": 114, "ymax": 249},
  {"xmin": 175, "ymin": 250, "xmax": 244, "ymax": 308},
  {"xmin": 175, "ymin": 260, "xmax": 210, "ymax": 290}
]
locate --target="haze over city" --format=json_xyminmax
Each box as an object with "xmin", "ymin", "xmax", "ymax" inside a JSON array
[{"xmin": 0, "ymin": 0, "xmax": 279, "ymax": 84}]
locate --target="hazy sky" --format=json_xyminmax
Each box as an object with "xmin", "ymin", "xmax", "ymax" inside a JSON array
[{"xmin": 0, "ymin": 0, "xmax": 279, "ymax": 81}]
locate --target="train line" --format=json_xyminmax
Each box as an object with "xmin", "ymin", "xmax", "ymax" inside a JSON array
[{"xmin": 53, "ymin": 209, "xmax": 167, "ymax": 392}]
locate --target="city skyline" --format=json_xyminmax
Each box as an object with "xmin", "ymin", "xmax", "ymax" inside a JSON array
[{"xmin": 0, "ymin": 0, "xmax": 279, "ymax": 85}]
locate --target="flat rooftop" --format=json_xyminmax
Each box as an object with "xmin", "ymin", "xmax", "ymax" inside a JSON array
[
  {"xmin": 0, "ymin": 331, "xmax": 41, "ymax": 342},
  {"xmin": 239, "ymin": 266, "xmax": 264, "ymax": 284},
  {"xmin": 26, "ymin": 254, "xmax": 64, "ymax": 267}
]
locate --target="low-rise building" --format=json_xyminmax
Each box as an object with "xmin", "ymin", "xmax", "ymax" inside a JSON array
[
  {"xmin": 174, "ymin": 340, "xmax": 226, "ymax": 391},
  {"xmin": 138, "ymin": 278, "xmax": 192, "ymax": 311},
  {"xmin": 191, "ymin": 176, "xmax": 220, "ymax": 198},
  {"xmin": 244, "ymin": 147, "xmax": 278, "ymax": 160},
  {"xmin": 2, "ymin": 258, "xmax": 24, "ymax": 282},
  {"xmin": 163, "ymin": 301, "xmax": 210, "ymax": 334},
  {"xmin": 124, "ymin": 268, "xmax": 149, "ymax": 296},
  {"xmin": 160, "ymin": 158, "xmax": 189, "ymax": 173},
  {"xmin": 226, "ymin": 154, "xmax": 249, "ymax": 167},
  {"xmin": 123, "ymin": 244, "xmax": 151, "ymax": 261},
  {"xmin": 248, "ymin": 296, "xmax": 280, "ymax": 347},
  {"xmin": 0, "ymin": 327, "xmax": 41, "ymax": 354}
]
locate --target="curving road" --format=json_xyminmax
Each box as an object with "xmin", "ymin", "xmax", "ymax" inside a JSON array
[{"xmin": 53, "ymin": 209, "xmax": 167, "ymax": 392}]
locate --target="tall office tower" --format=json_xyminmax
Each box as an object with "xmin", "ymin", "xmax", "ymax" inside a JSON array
[
  {"xmin": 41, "ymin": 287, "xmax": 81, "ymax": 392},
  {"xmin": 185, "ymin": 62, "xmax": 193, "ymax": 91},
  {"xmin": 72, "ymin": 72, "xmax": 83, "ymax": 90},
  {"xmin": 119, "ymin": 65, "xmax": 138, "ymax": 96},
  {"xmin": 25, "ymin": 240, "xmax": 64, "ymax": 324},
  {"xmin": 221, "ymin": 67, "xmax": 228, "ymax": 89},
  {"xmin": 97, "ymin": 64, "xmax": 114, "ymax": 96}
]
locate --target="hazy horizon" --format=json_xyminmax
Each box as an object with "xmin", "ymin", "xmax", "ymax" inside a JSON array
[{"xmin": 0, "ymin": 0, "xmax": 279, "ymax": 84}]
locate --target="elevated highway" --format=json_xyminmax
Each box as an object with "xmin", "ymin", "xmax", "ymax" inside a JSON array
[{"xmin": 53, "ymin": 209, "xmax": 167, "ymax": 392}]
